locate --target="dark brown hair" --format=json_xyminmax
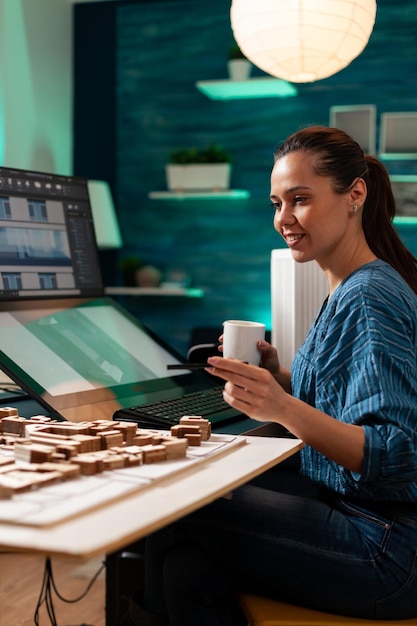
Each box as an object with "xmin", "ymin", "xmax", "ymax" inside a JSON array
[{"xmin": 274, "ymin": 126, "xmax": 417, "ymax": 294}]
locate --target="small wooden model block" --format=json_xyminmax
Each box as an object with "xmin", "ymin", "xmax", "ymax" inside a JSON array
[
  {"xmin": 14, "ymin": 442, "xmax": 54, "ymax": 464},
  {"xmin": 132, "ymin": 432, "xmax": 155, "ymax": 446},
  {"xmin": 180, "ymin": 416, "xmax": 211, "ymax": 440},
  {"xmin": 113, "ymin": 421, "xmax": 138, "ymax": 444},
  {"xmin": 158, "ymin": 437, "xmax": 188, "ymax": 459},
  {"xmin": 170, "ymin": 424, "xmax": 202, "ymax": 445},
  {"xmin": 0, "ymin": 407, "xmax": 19, "ymax": 418},
  {"xmin": 1, "ymin": 417, "xmax": 27, "ymax": 437},
  {"xmin": 0, "ymin": 466, "xmax": 62, "ymax": 496},
  {"xmin": 141, "ymin": 444, "xmax": 167, "ymax": 463}
]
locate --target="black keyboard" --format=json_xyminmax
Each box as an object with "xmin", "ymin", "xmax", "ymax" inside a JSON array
[{"xmin": 114, "ymin": 386, "xmax": 240, "ymax": 428}]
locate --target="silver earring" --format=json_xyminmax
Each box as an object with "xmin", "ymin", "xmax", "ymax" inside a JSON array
[{"xmin": 353, "ymin": 204, "xmax": 359, "ymax": 213}]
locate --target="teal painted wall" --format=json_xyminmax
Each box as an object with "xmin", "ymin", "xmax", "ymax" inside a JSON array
[{"xmin": 74, "ymin": 0, "xmax": 417, "ymax": 356}]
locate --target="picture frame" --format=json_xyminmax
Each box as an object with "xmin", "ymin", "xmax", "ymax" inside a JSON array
[
  {"xmin": 379, "ymin": 113, "xmax": 417, "ymax": 158},
  {"xmin": 329, "ymin": 104, "xmax": 377, "ymax": 154},
  {"xmin": 390, "ymin": 175, "xmax": 417, "ymax": 217}
]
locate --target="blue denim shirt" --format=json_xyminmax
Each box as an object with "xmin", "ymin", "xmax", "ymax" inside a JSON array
[{"xmin": 292, "ymin": 259, "xmax": 417, "ymax": 502}]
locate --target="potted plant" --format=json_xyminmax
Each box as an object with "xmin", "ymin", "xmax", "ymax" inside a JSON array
[
  {"xmin": 118, "ymin": 255, "xmax": 143, "ymax": 286},
  {"xmin": 228, "ymin": 42, "xmax": 251, "ymax": 81},
  {"xmin": 166, "ymin": 144, "xmax": 232, "ymax": 192}
]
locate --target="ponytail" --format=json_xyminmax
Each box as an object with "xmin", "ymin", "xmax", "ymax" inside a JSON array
[{"xmin": 363, "ymin": 156, "xmax": 417, "ymax": 294}]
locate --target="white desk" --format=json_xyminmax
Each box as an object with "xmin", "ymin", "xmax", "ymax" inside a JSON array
[{"xmin": 0, "ymin": 436, "xmax": 302, "ymax": 561}]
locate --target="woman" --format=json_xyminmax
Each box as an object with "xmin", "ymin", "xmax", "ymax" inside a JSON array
[{"xmin": 122, "ymin": 127, "xmax": 417, "ymax": 625}]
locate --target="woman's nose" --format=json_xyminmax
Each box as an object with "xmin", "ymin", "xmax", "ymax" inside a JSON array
[{"xmin": 274, "ymin": 204, "xmax": 295, "ymax": 229}]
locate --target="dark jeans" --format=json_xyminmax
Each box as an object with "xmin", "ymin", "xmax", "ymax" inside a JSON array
[{"xmin": 142, "ymin": 463, "xmax": 417, "ymax": 625}]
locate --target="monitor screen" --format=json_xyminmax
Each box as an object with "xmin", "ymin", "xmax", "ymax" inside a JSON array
[
  {"xmin": 0, "ymin": 297, "xmax": 185, "ymax": 414},
  {"xmin": 0, "ymin": 166, "xmax": 104, "ymax": 300}
]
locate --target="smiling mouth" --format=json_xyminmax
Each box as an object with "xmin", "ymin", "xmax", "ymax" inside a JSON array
[{"xmin": 286, "ymin": 234, "xmax": 304, "ymax": 243}]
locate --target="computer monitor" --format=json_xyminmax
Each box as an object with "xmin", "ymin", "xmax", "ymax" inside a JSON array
[{"xmin": 0, "ymin": 166, "xmax": 104, "ymax": 301}]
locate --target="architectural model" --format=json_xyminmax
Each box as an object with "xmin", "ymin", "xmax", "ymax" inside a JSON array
[{"xmin": 0, "ymin": 407, "xmax": 212, "ymax": 499}]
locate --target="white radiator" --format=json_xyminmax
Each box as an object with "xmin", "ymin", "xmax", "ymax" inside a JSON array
[{"xmin": 271, "ymin": 249, "xmax": 329, "ymax": 370}]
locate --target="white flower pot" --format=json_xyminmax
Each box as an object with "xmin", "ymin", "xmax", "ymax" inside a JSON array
[
  {"xmin": 227, "ymin": 59, "xmax": 251, "ymax": 81},
  {"xmin": 166, "ymin": 163, "xmax": 231, "ymax": 192}
]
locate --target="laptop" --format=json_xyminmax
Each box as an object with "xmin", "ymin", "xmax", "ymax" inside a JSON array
[{"xmin": 0, "ymin": 166, "xmax": 242, "ymax": 428}]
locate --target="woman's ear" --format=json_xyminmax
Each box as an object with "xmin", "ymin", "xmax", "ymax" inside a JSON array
[{"xmin": 349, "ymin": 177, "xmax": 367, "ymax": 209}]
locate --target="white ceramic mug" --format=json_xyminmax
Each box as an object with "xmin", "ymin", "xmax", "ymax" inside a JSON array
[{"xmin": 222, "ymin": 320, "xmax": 265, "ymax": 365}]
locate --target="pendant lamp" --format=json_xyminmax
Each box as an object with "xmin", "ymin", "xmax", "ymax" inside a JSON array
[{"xmin": 230, "ymin": 0, "xmax": 377, "ymax": 83}]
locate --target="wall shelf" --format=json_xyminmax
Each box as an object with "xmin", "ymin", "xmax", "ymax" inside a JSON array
[
  {"xmin": 105, "ymin": 286, "xmax": 204, "ymax": 298},
  {"xmin": 195, "ymin": 77, "xmax": 298, "ymax": 100},
  {"xmin": 393, "ymin": 216, "xmax": 417, "ymax": 226},
  {"xmin": 148, "ymin": 190, "xmax": 250, "ymax": 200},
  {"xmin": 380, "ymin": 153, "xmax": 417, "ymax": 161},
  {"xmin": 390, "ymin": 175, "xmax": 417, "ymax": 182}
]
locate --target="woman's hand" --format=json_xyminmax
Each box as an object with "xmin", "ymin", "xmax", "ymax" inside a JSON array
[
  {"xmin": 206, "ymin": 356, "xmax": 365, "ymax": 473},
  {"xmin": 217, "ymin": 336, "xmax": 291, "ymax": 391},
  {"xmin": 206, "ymin": 356, "xmax": 289, "ymax": 424}
]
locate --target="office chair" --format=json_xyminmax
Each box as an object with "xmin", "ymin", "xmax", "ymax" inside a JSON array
[{"xmin": 238, "ymin": 593, "xmax": 417, "ymax": 625}]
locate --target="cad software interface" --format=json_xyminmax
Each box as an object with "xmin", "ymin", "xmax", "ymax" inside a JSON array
[{"xmin": 0, "ymin": 166, "xmax": 103, "ymax": 300}]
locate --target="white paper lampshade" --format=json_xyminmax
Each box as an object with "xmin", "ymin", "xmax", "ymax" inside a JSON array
[
  {"xmin": 230, "ymin": 0, "xmax": 377, "ymax": 83},
  {"xmin": 87, "ymin": 179, "xmax": 123, "ymax": 249}
]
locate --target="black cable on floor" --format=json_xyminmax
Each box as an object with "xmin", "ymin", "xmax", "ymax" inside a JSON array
[
  {"xmin": 34, "ymin": 556, "xmax": 106, "ymax": 625},
  {"xmin": 34, "ymin": 558, "xmax": 57, "ymax": 626}
]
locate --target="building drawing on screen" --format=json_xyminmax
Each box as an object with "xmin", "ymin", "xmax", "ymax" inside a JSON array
[{"xmin": 0, "ymin": 193, "xmax": 75, "ymax": 293}]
